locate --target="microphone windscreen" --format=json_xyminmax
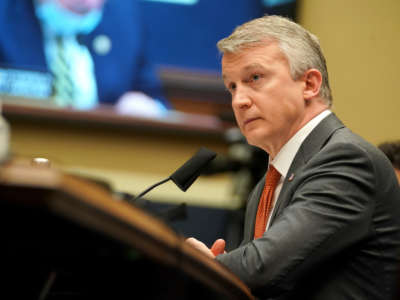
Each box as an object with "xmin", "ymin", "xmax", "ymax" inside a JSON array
[{"xmin": 170, "ymin": 147, "xmax": 217, "ymax": 191}]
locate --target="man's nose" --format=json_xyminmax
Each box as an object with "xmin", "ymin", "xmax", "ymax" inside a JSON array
[{"xmin": 232, "ymin": 87, "xmax": 252, "ymax": 109}]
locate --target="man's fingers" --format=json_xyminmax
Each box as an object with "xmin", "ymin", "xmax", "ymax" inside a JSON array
[
  {"xmin": 186, "ymin": 237, "xmax": 207, "ymax": 251},
  {"xmin": 211, "ymin": 238, "xmax": 226, "ymax": 256},
  {"xmin": 186, "ymin": 237, "xmax": 216, "ymax": 258}
]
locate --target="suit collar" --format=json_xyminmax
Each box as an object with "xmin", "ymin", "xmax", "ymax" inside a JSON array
[
  {"xmin": 270, "ymin": 113, "xmax": 345, "ymax": 223},
  {"xmin": 295, "ymin": 113, "xmax": 345, "ymax": 164},
  {"xmin": 244, "ymin": 113, "xmax": 345, "ymax": 241},
  {"xmin": 272, "ymin": 110, "xmax": 332, "ymax": 179}
]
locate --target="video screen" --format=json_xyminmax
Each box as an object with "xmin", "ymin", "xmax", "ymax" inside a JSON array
[{"xmin": 0, "ymin": 0, "xmax": 296, "ymax": 121}]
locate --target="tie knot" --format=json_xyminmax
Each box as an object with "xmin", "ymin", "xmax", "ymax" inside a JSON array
[{"xmin": 265, "ymin": 165, "xmax": 281, "ymax": 187}]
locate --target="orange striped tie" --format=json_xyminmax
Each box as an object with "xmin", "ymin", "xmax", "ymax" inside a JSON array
[{"xmin": 254, "ymin": 165, "xmax": 281, "ymax": 239}]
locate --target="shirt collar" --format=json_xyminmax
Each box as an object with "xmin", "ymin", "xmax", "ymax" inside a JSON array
[{"xmin": 271, "ymin": 109, "xmax": 332, "ymax": 178}]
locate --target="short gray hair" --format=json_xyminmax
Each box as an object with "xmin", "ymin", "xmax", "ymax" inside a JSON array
[{"xmin": 217, "ymin": 15, "xmax": 332, "ymax": 106}]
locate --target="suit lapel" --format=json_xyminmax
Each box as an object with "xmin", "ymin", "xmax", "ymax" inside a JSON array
[
  {"xmin": 13, "ymin": 0, "xmax": 48, "ymax": 70},
  {"xmin": 243, "ymin": 178, "xmax": 265, "ymax": 243},
  {"xmin": 269, "ymin": 113, "xmax": 345, "ymax": 224}
]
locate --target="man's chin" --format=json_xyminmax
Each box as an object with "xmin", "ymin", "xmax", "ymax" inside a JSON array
[{"xmin": 244, "ymin": 132, "xmax": 264, "ymax": 148}]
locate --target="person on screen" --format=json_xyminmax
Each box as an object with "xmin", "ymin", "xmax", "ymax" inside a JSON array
[
  {"xmin": 0, "ymin": 0, "xmax": 170, "ymax": 116},
  {"xmin": 378, "ymin": 140, "xmax": 400, "ymax": 184},
  {"xmin": 185, "ymin": 15, "xmax": 400, "ymax": 300}
]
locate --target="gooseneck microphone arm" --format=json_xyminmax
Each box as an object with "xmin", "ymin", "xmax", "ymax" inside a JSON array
[
  {"xmin": 132, "ymin": 177, "xmax": 171, "ymax": 202},
  {"xmin": 129, "ymin": 147, "xmax": 217, "ymax": 203}
]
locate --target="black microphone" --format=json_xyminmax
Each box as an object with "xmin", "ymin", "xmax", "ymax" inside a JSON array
[{"xmin": 131, "ymin": 147, "xmax": 217, "ymax": 203}]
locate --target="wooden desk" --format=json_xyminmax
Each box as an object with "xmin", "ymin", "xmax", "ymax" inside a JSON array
[{"xmin": 0, "ymin": 161, "xmax": 253, "ymax": 299}]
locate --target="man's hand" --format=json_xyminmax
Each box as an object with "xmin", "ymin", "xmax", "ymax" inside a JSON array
[
  {"xmin": 185, "ymin": 237, "xmax": 226, "ymax": 259},
  {"xmin": 210, "ymin": 238, "xmax": 226, "ymax": 256}
]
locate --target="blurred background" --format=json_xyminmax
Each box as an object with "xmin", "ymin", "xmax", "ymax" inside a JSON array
[{"xmin": 0, "ymin": 0, "xmax": 399, "ymax": 248}]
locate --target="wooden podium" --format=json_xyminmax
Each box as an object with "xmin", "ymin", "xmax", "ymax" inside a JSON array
[{"xmin": 0, "ymin": 160, "xmax": 254, "ymax": 300}]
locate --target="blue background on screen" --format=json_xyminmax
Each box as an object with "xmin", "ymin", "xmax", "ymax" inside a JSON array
[{"xmin": 140, "ymin": 0, "xmax": 296, "ymax": 72}]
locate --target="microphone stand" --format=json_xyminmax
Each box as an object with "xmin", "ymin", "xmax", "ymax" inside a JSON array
[
  {"xmin": 125, "ymin": 177, "xmax": 187, "ymax": 224},
  {"xmin": 132, "ymin": 177, "xmax": 171, "ymax": 203},
  {"xmin": 120, "ymin": 147, "xmax": 217, "ymax": 223}
]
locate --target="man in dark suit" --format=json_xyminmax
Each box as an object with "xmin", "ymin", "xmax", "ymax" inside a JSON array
[
  {"xmin": 186, "ymin": 15, "xmax": 400, "ymax": 299},
  {"xmin": 0, "ymin": 0, "xmax": 169, "ymax": 112}
]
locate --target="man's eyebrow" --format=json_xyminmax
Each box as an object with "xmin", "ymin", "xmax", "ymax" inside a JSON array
[
  {"xmin": 243, "ymin": 63, "xmax": 266, "ymax": 71},
  {"xmin": 222, "ymin": 63, "xmax": 267, "ymax": 81}
]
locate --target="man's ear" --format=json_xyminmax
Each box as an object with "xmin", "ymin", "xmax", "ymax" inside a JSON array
[{"xmin": 302, "ymin": 69, "xmax": 323, "ymax": 100}]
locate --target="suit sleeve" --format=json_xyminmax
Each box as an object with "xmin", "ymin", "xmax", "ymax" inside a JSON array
[{"xmin": 216, "ymin": 142, "xmax": 377, "ymax": 297}]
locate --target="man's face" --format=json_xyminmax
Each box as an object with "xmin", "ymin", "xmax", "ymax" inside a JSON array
[{"xmin": 222, "ymin": 41, "xmax": 307, "ymax": 155}]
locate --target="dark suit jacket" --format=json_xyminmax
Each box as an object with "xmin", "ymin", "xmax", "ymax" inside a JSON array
[
  {"xmin": 0, "ymin": 0, "xmax": 168, "ymax": 107},
  {"xmin": 216, "ymin": 114, "xmax": 400, "ymax": 300}
]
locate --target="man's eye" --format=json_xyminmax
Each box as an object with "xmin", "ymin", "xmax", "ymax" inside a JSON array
[
  {"xmin": 252, "ymin": 74, "xmax": 260, "ymax": 81},
  {"xmin": 229, "ymin": 83, "xmax": 236, "ymax": 91}
]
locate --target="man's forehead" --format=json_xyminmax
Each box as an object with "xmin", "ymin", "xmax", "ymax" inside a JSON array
[{"xmin": 221, "ymin": 44, "xmax": 284, "ymax": 77}]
